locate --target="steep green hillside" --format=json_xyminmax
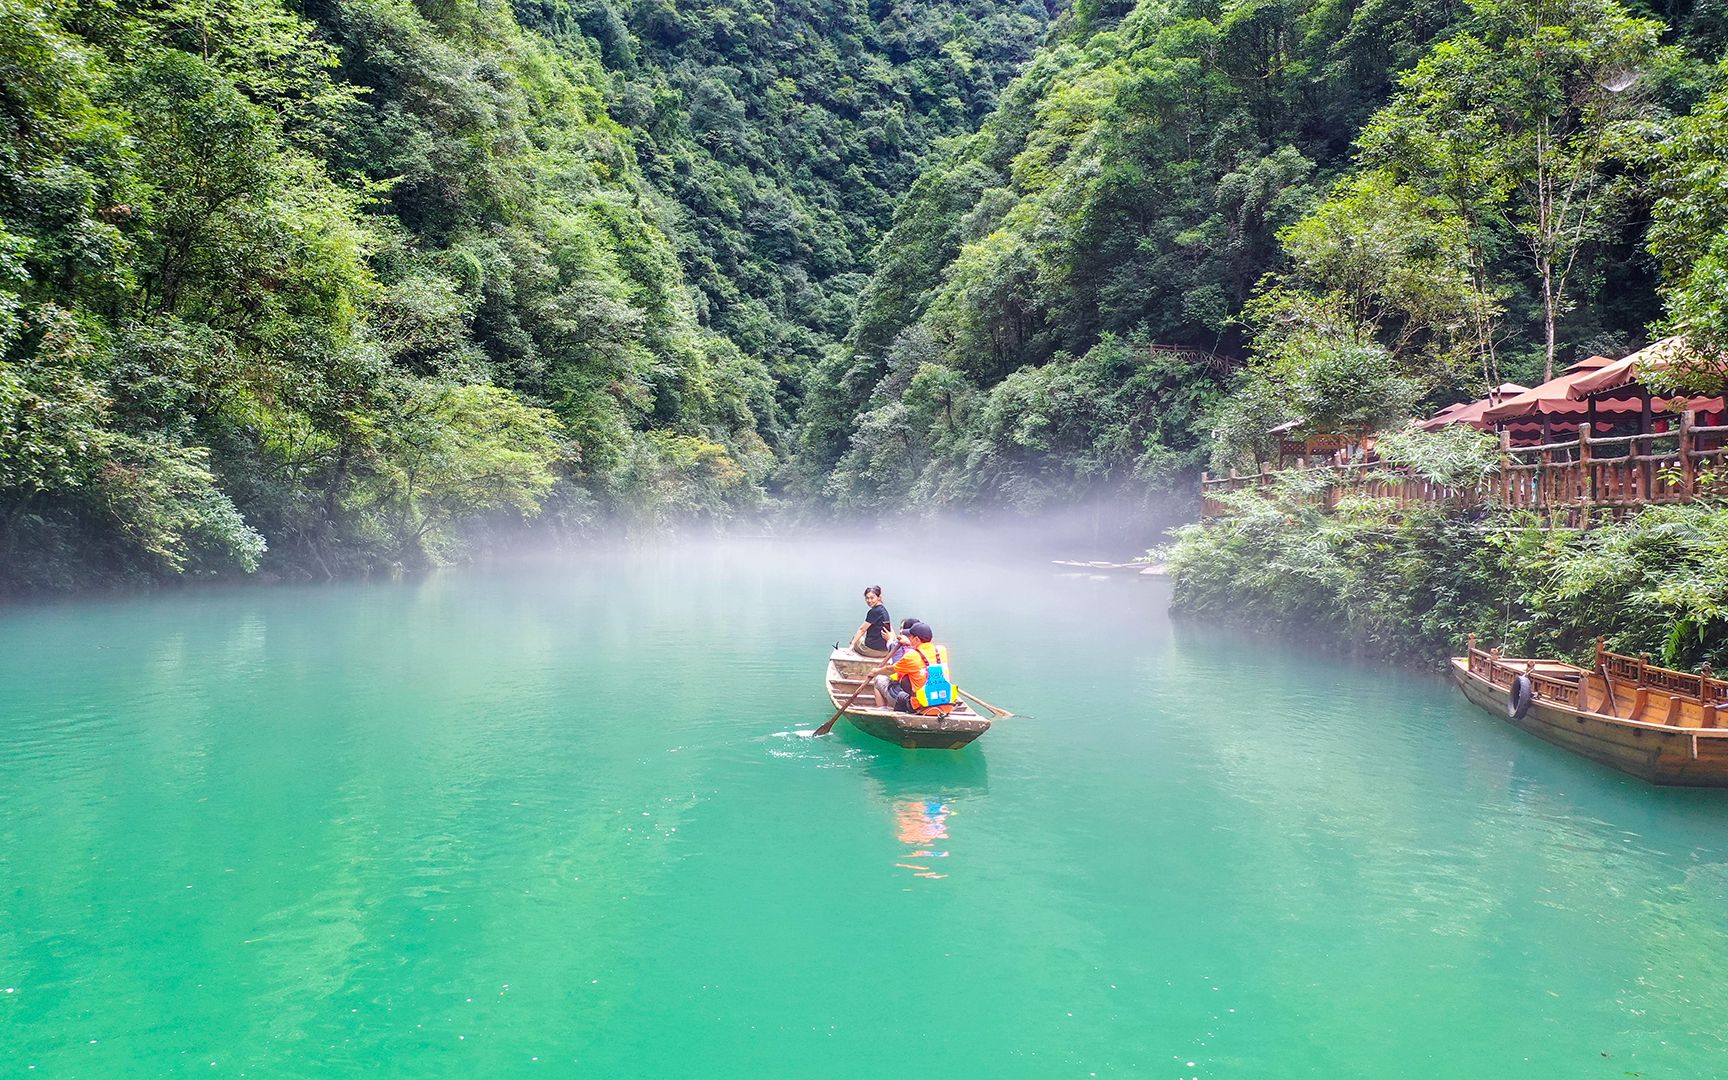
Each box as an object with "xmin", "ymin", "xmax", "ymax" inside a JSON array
[
  {"xmin": 516, "ymin": 0, "xmax": 1055, "ymax": 394},
  {"xmin": 798, "ymin": 0, "xmax": 1458, "ymax": 509},
  {"xmin": 807, "ymin": 0, "xmax": 1722, "ymax": 514},
  {"xmin": 0, "ymin": 0, "xmax": 1050, "ymax": 592},
  {"xmin": 10, "ymin": 0, "xmax": 1728, "ymax": 593}
]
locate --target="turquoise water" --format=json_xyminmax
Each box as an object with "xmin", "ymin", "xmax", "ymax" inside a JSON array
[{"xmin": 2, "ymin": 542, "xmax": 1726, "ymax": 1077}]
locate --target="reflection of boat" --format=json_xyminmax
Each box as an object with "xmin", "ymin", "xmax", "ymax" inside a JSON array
[
  {"xmin": 824, "ymin": 646, "xmax": 992, "ymax": 749},
  {"xmin": 893, "ymin": 799, "xmax": 953, "ymax": 878},
  {"xmin": 859, "ymin": 747, "xmax": 989, "ymax": 880},
  {"xmin": 1451, "ymin": 636, "xmax": 1728, "ymax": 786}
]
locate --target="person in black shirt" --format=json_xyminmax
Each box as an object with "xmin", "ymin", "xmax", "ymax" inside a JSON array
[{"xmin": 851, "ymin": 586, "xmax": 892, "ymax": 657}]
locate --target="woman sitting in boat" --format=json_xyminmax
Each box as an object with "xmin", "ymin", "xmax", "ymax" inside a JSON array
[
  {"xmin": 850, "ymin": 586, "xmax": 892, "ymax": 658},
  {"xmin": 873, "ymin": 622, "xmax": 956, "ymax": 716}
]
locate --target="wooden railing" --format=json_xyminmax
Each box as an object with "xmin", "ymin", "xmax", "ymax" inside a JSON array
[
  {"xmin": 1199, "ymin": 461, "xmax": 1475, "ymax": 517},
  {"xmin": 1598, "ymin": 647, "xmax": 1728, "ymax": 706},
  {"xmin": 1202, "ymin": 412, "xmax": 1728, "ymax": 524},
  {"xmin": 1147, "ymin": 343, "xmax": 1240, "ymax": 376},
  {"xmin": 1465, "ymin": 644, "xmax": 1588, "ymax": 709},
  {"xmin": 1465, "ymin": 636, "xmax": 1728, "ymax": 711}
]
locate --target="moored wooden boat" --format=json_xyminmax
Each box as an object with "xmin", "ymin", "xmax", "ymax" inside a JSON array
[
  {"xmin": 825, "ymin": 646, "xmax": 993, "ymax": 750},
  {"xmin": 1450, "ymin": 635, "xmax": 1728, "ymax": 787}
]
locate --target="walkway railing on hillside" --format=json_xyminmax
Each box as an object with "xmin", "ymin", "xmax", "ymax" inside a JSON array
[
  {"xmin": 1199, "ymin": 461, "xmax": 1476, "ymax": 515},
  {"xmin": 1147, "ymin": 344, "xmax": 1240, "ymax": 377},
  {"xmin": 1202, "ymin": 413, "xmax": 1728, "ymax": 524}
]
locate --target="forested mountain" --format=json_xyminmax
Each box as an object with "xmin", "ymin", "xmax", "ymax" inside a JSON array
[
  {"xmin": 0, "ymin": 0, "xmax": 1050, "ymax": 591},
  {"xmin": 517, "ymin": 0, "xmax": 1054, "ymax": 394},
  {"xmin": 800, "ymin": 0, "xmax": 1459, "ymax": 509},
  {"xmin": 805, "ymin": 0, "xmax": 1728, "ymax": 512},
  {"xmin": 9, "ymin": 0, "xmax": 1728, "ymax": 593}
]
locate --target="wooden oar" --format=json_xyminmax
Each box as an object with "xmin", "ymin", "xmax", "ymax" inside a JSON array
[
  {"xmin": 958, "ymin": 688, "xmax": 1011, "ymax": 718},
  {"xmin": 814, "ymin": 664, "xmax": 888, "ymax": 737}
]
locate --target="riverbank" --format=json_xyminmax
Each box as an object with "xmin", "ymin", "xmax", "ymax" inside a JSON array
[{"xmin": 1163, "ymin": 496, "xmax": 1728, "ymax": 671}]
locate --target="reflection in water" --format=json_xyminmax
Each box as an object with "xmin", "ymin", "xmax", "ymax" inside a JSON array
[
  {"xmin": 856, "ymin": 748, "xmax": 987, "ymax": 881},
  {"xmin": 893, "ymin": 799, "xmax": 952, "ymax": 878}
]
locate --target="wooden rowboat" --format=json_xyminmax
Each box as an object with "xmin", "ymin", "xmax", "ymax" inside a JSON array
[
  {"xmin": 1450, "ymin": 635, "xmax": 1728, "ymax": 787},
  {"xmin": 824, "ymin": 646, "xmax": 993, "ymax": 750}
]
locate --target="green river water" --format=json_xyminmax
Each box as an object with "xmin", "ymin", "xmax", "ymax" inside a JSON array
[{"xmin": 2, "ymin": 542, "xmax": 1726, "ymax": 1078}]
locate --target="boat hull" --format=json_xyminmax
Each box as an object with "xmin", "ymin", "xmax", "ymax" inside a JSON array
[
  {"xmin": 1449, "ymin": 658, "xmax": 1728, "ymax": 787},
  {"xmin": 825, "ymin": 648, "xmax": 991, "ymax": 750}
]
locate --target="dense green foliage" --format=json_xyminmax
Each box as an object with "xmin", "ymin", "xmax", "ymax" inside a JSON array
[
  {"xmin": 1648, "ymin": 59, "xmax": 1728, "ymax": 395},
  {"xmin": 519, "ymin": 0, "xmax": 1054, "ymax": 394},
  {"xmin": 0, "ymin": 0, "xmax": 1051, "ymax": 591},
  {"xmin": 803, "ymin": 0, "xmax": 1464, "ymax": 506},
  {"xmin": 14, "ymin": 0, "xmax": 1728, "ymax": 603},
  {"xmin": 807, "ymin": 0, "xmax": 1728, "ymax": 513},
  {"xmin": 1158, "ymin": 0, "xmax": 1728, "ymax": 666},
  {"xmin": 1196, "ymin": 0, "xmax": 1720, "ymax": 479},
  {"xmin": 1167, "ymin": 494, "xmax": 1728, "ymax": 670}
]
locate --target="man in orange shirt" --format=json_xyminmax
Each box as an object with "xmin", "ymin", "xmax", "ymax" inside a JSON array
[{"xmin": 874, "ymin": 622, "xmax": 955, "ymax": 715}]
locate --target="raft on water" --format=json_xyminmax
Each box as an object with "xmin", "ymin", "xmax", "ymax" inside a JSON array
[
  {"xmin": 1451, "ymin": 635, "xmax": 1728, "ymax": 787},
  {"xmin": 824, "ymin": 646, "xmax": 994, "ymax": 750}
]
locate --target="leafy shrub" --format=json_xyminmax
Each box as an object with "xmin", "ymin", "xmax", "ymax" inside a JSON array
[
  {"xmin": 1370, "ymin": 425, "xmax": 1500, "ymax": 489},
  {"xmin": 1170, "ymin": 499, "xmax": 1728, "ymax": 670}
]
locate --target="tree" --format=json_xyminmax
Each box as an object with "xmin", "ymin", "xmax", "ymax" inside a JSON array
[
  {"xmin": 120, "ymin": 52, "xmax": 281, "ymax": 316},
  {"xmin": 1269, "ymin": 171, "xmax": 1484, "ymax": 370},
  {"xmin": 372, "ymin": 380, "xmax": 564, "ymax": 563},
  {"xmin": 1362, "ymin": 0, "xmax": 1672, "ymax": 382},
  {"xmin": 1648, "ymin": 64, "xmax": 1728, "ymax": 396}
]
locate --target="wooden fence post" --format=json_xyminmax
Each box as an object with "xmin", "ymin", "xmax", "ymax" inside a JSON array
[
  {"xmin": 1497, "ymin": 430, "xmax": 1512, "ymax": 506},
  {"xmin": 1680, "ymin": 410, "xmax": 1696, "ymax": 500},
  {"xmin": 1578, "ymin": 422, "xmax": 1593, "ymax": 515}
]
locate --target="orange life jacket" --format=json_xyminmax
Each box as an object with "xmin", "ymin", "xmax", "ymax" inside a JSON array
[{"xmin": 905, "ymin": 642, "xmax": 954, "ymax": 714}]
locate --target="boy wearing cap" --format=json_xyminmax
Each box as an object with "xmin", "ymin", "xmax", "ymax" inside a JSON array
[
  {"xmin": 872, "ymin": 620, "xmax": 919, "ymax": 709},
  {"xmin": 875, "ymin": 621, "xmax": 950, "ymax": 714}
]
